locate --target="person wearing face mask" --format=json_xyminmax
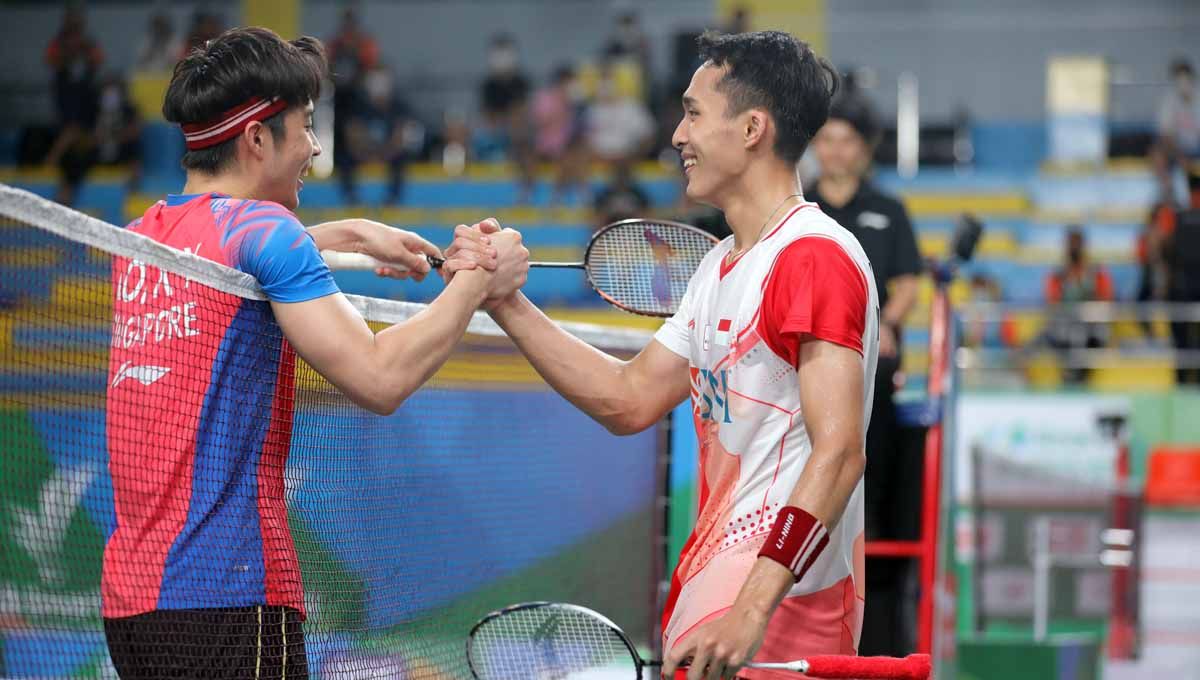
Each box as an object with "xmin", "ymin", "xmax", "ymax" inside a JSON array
[
  {"xmin": 1043, "ymin": 227, "xmax": 1114, "ymax": 384},
  {"xmin": 585, "ymin": 60, "xmax": 655, "ymax": 164},
  {"xmin": 43, "ymin": 5, "xmax": 104, "ymax": 187},
  {"xmin": 478, "ymin": 34, "xmax": 534, "ymax": 201},
  {"xmin": 341, "ymin": 66, "xmax": 416, "ymax": 205},
  {"xmin": 135, "ymin": 12, "xmax": 182, "ymax": 74},
  {"xmin": 1152, "ymin": 58, "xmax": 1200, "ymax": 203},
  {"xmin": 52, "ymin": 73, "xmax": 142, "ymax": 206},
  {"xmin": 532, "ymin": 64, "xmax": 590, "ymax": 205}
]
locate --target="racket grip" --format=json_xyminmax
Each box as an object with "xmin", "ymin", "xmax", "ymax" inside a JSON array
[
  {"xmin": 802, "ymin": 653, "xmax": 931, "ymax": 679},
  {"xmin": 321, "ymin": 250, "xmax": 444, "ymax": 272}
]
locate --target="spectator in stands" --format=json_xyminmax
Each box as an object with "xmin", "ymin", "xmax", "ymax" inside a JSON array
[
  {"xmin": 1162, "ymin": 169, "xmax": 1200, "ymax": 384},
  {"xmin": 478, "ymin": 34, "xmax": 534, "ymax": 201},
  {"xmin": 532, "ymin": 64, "xmax": 589, "ymax": 205},
  {"xmin": 586, "ymin": 61, "xmax": 655, "ymax": 165},
  {"xmin": 181, "ymin": 10, "xmax": 223, "ymax": 58},
  {"xmin": 340, "ymin": 66, "xmax": 416, "ymax": 205},
  {"xmin": 135, "ymin": 12, "xmax": 181, "ymax": 74},
  {"xmin": 328, "ymin": 5, "xmax": 380, "ymax": 204},
  {"xmin": 1138, "ymin": 202, "xmax": 1174, "ymax": 310},
  {"xmin": 327, "ymin": 6, "xmax": 379, "ymax": 85},
  {"xmin": 441, "ymin": 109, "xmax": 471, "ymax": 176},
  {"xmin": 1043, "ymin": 226, "xmax": 1114, "ymax": 384},
  {"xmin": 603, "ymin": 10, "xmax": 652, "ymax": 94},
  {"xmin": 962, "ymin": 274, "xmax": 1004, "ymax": 349},
  {"xmin": 44, "ymin": 5, "xmax": 103, "ymax": 174},
  {"xmin": 811, "ymin": 90, "xmax": 922, "ymax": 658},
  {"xmin": 593, "ymin": 161, "xmax": 649, "ymax": 228},
  {"xmin": 724, "ymin": 5, "xmax": 752, "ymax": 34},
  {"xmin": 1151, "ymin": 58, "xmax": 1200, "ymax": 203},
  {"xmin": 52, "ymin": 73, "xmax": 142, "ymax": 207}
]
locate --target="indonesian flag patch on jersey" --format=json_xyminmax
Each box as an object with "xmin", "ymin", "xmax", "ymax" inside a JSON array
[{"xmin": 714, "ymin": 318, "xmax": 732, "ymax": 346}]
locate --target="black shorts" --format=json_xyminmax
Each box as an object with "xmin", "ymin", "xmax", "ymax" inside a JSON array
[{"xmin": 103, "ymin": 605, "xmax": 308, "ymax": 679}]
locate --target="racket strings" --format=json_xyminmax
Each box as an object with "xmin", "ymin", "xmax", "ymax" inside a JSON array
[
  {"xmin": 469, "ymin": 607, "xmax": 635, "ymax": 679},
  {"xmin": 587, "ymin": 222, "xmax": 717, "ymax": 317}
]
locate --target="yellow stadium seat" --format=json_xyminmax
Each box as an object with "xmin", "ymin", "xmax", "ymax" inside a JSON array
[
  {"xmin": 1088, "ymin": 357, "xmax": 1175, "ymax": 391},
  {"xmin": 130, "ymin": 73, "xmax": 171, "ymax": 121},
  {"xmin": 1024, "ymin": 352, "xmax": 1064, "ymax": 389}
]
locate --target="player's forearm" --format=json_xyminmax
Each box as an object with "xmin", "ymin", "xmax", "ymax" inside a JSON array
[
  {"xmin": 367, "ymin": 271, "xmax": 489, "ymax": 412},
  {"xmin": 734, "ymin": 443, "xmax": 866, "ymax": 620},
  {"xmin": 306, "ymin": 220, "xmax": 363, "ymax": 252},
  {"xmin": 882, "ymin": 274, "xmax": 918, "ymax": 327},
  {"xmin": 488, "ymin": 292, "xmax": 642, "ymax": 433},
  {"xmin": 785, "ymin": 442, "xmax": 866, "ymax": 531}
]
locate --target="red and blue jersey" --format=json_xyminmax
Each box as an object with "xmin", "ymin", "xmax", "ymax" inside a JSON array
[{"xmin": 103, "ymin": 193, "xmax": 338, "ymax": 619}]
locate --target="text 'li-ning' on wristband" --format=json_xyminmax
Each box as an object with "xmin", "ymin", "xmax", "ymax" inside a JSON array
[{"xmin": 757, "ymin": 506, "xmax": 829, "ymax": 582}]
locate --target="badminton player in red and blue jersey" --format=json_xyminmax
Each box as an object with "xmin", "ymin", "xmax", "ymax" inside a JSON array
[{"xmin": 102, "ymin": 28, "xmax": 529, "ymax": 679}]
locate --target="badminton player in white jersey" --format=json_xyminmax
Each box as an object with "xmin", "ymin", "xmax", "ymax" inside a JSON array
[{"xmin": 452, "ymin": 31, "xmax": 879, "ymax": 680}]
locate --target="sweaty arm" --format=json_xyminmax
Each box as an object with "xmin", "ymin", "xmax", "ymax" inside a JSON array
[
  {"xmin": 727, "ymin": 339, "xmax": 866, "ymax": 620},
  {"xmin": 274, "ymin": 274, "xmax": 489, "ymax": 415},
  {"xmin": 230, "ymin": 203, "xmax": 493, "ymax": 414},
  {"xmin": 487, "ymin": 291, "xmax": 691, "ymax": 435}
]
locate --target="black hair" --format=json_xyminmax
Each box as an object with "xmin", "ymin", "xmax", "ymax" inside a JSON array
[
  {"xmin": 1170, "ymin": 57, "xmax": 1194, "ymax": 79},
  {"xmin": 551, "ymin": 64, "xmax": 575, "ymax": 85},
  {"xmin": 164, "ymin": 27, "xmax": 327, "ymax": 174},
  {"xmin": 827, "ymin": 92, "xmax": 881, "ymax": 147},
  {"xmin": 695, "ymin": 30, "xmax": 838, "ymax": 164}
]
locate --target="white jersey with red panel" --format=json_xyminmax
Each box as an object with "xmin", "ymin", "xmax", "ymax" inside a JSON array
[{"xmin": 654, "ymin": 202, "xmax": 879, "ymax": 677}]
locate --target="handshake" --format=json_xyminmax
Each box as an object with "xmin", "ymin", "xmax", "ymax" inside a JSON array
[
  {"xmin": 340, "ymin": 217, "xmax": 529, "ymax": 308},
  {"xmin": 439, "ymin": 218, "xmax": 531, "ymax": 307}
]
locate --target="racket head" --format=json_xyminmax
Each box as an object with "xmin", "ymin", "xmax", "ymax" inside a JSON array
[
  {"xmin": 467, "ymin": 601, "xmax": 645, "ymax": 680},
  {"xmin": 583, "ymin": 219, "xmax": 720, "ymax": 317}
]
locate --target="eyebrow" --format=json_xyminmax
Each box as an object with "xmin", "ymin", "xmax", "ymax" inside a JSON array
[{"xmin": 682, "ymin": 95, "xmax": 699, "ymax": 108}]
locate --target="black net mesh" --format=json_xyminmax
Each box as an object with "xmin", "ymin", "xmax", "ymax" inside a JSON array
[
  {"xmin": 467, "ymin": 604, "xmax": 638, "ymax": 680},
  {"xmin": 585, "ymin": 221, "xmax": 718, "ymax": 318},
  {"xmin": 0, "ymin": 186, "xmax": 665, "ymax": 678}
]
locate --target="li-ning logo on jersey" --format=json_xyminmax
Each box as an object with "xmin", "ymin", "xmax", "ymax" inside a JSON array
[{"xmin": 694, "ymin": 368, "xmax": 733, "ymax": 424}]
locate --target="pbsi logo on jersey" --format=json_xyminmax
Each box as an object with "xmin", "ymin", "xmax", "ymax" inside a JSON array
[{"xmin": 691, "ymin": 367, "xmax": 732, "ymax": 424}]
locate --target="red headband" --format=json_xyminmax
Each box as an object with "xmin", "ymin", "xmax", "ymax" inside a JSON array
[{"xmin": 180, "ymin": 97, "xmax": 288, "ymax": 150}]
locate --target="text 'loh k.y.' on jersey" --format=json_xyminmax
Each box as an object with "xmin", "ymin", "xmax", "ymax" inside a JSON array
[
  {"xmin": 104, "ymin": 193, "xmax": 338, "ymax": 619},
  {"xmin": 653, "ymin": 203, "xmax": 880, "ymax": 675}
]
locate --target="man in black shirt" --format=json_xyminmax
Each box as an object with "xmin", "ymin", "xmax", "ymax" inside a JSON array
[
  {"xmin": 479, "ymin": 34, "xmax": 534, "ymax": 200},
  {"xmin": 812, "ymin": 92, "xmax": 923, "ymax": 656}
]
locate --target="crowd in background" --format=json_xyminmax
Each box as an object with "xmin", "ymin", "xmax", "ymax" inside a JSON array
[{"xmin": 21, "ymin": 3, "xmax": 1200, "ymax": 377}]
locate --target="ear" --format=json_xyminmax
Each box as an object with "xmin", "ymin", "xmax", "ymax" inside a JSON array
[
  {"xmin": 743, "ymin": 109, "xmax": 770, "ymax": 152},
  {"xmin": 242, "ymin": 120, "xmax": 269, "ymax": 161}
]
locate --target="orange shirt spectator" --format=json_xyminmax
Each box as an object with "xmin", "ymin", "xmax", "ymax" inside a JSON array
[
  {"xmin": 1045, "ymin": 227, "xmax": 1114, "ymax": 303},
  {"xmin": 327, "ymin": 8, "xmax": 380, "ymax": 88}
]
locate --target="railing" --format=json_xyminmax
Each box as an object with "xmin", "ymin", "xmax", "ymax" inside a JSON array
[{"xmin": 953, "ymin": 301, "xmax": 1200, "ymax": 387}]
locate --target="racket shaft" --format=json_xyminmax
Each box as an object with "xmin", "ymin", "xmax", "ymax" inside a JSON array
[
  {"xmin": 647, "ymin": 655, "xmax": 929, "ymax": 677},
  {"xmin": 323, "ymin": 251, "xmax": 583, "ymax": 271},
  {"xmin": 529, "ymin": 261, "xmax": 585, "ymax": 269},
  {"xmin": 321, "ymin": 251, "xmax": 413, "ymax": 271},
  {"xmin": 321, "ymin": 251, "xmax": 450, "ymax": 272},
  {"xmin": 645, "ymin": 661, "xmax": 806, "ymax": 672}
]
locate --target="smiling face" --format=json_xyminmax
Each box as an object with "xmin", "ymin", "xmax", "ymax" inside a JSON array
[
  {"xmin": 260, "ymin": 102, "xmax": 320, "ymax": 210},
  {"xmin": 671, "ymin": 63, "xmax": 755, "ymax": 207}
]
